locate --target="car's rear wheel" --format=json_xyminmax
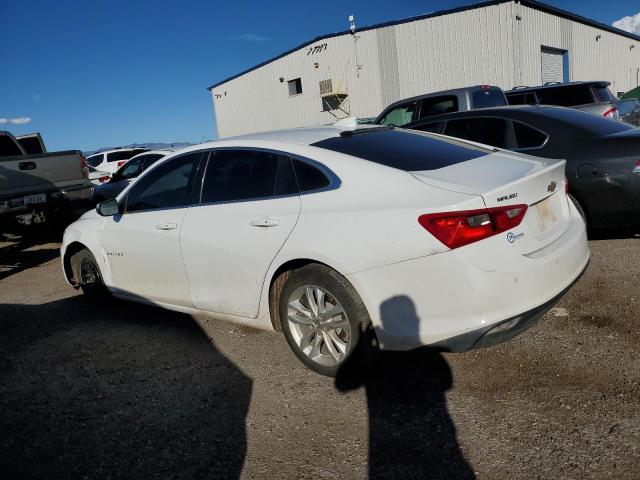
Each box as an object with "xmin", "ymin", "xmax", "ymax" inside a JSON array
[
  {"xmin": 71, "ymin": 248, "xmax": 105, "ymax": 296},
  {"xmin": 279, "ymin": 264, "xmax": 375, "ymax": 376}
]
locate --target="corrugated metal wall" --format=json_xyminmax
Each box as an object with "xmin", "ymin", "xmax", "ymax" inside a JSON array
[{"xmin": 212, "ymin": 1, "xmax": 640, "ymax": 138}]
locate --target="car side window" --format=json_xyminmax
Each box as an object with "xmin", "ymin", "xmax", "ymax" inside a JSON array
[
  {"xmin": 378, "ymin": 101, "xmax": 417, "ymax": 126},
  {"xmin": 513, "ymin": 122, "xmax": 547, "ymax": 150},
  {"xmin": 140, "ymin": 154, "xmax": 164, "ymax": 171},
  {"xmin": 418, "ymin": 96, "xmax": 458, "ymax": 119},
  {"xmin": 86, "ymin": 155, "xmax": 103, "ymax": 167},
  {"xmin": 443, "ymin": 118, "xmax": 512, "ymax": 149},
  {"xmin": 115, "ymin": 158, "xmax": 143, "ymax": 180},
  {"xmin": 293, "ymin": 160, "xmax": 330, "ymax": 192},
  {"xmin": 200, "ymin": 149, "xmax": 292, "ymax": 204},
  {"xmin": 125, "ymin": 152, "xmax": 200, "ymax": 213},
  {"xmin": 411, "ymin": 121, "xmax": 444, "ymax": 134}
]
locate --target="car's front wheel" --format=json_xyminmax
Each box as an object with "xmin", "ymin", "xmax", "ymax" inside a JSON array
[
  {"xmin": 70, "ymin": 248, "xmax": 106, "ymax": 296},
  {"xmin": 279, "ymin": 264, "xmax": 374, "ymax": 376}
]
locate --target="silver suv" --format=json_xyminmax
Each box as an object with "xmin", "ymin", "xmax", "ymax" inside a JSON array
[
  {"xmin": 505, "ymin": 81, "xmax": 619, "ymax": 120},
  {"xmin": 374, "ymin": 85, "xmax": 508, "ymax": 127}
]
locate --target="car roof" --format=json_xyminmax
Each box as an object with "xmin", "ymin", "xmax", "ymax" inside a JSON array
[
  {"xmin": 505, "ymin": 81, "xmax": 610, "ymax": 93},
  {"xmin": 93, "ymin": 147, "xmax": 150, "ymax": 155},
  {"xmin": 219, "ymin": 125, "xmax": 390, "ymax": 146},
  {"xmin": 130, "ymin": 149, "xmax": 173, "ymax": 157}
]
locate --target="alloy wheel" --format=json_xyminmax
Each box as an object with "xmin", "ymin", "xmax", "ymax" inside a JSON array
[{"xmin": 287, "ymin": 285, "xmax": 351, "ymax": 367}]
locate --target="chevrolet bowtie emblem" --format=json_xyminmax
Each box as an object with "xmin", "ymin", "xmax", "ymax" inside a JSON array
[{"xmin": 547, "ymin": 181, "xmax": 557, "ymax": 192}]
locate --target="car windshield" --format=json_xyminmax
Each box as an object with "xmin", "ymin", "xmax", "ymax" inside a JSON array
[
  {"xmin": 86, "ymin": 155, "xmax": 102, "ymax": 167},
  {"xmin": 311, "ymin": 129, "xmax": 491, "ymax": 171}
]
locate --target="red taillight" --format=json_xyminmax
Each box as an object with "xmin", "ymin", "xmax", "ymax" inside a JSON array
[
  {"xmin": 117, "ymin": 160, "xmax": 127, "ymax": 167},
  {"xmin": 98, "ymin": 175, "xmax": 110, "ymax": 183},
  {"xmin": 563, "ymin": 176, "xmax": 569, "ymax": 194},
  {"xmin": 603, "ymin": 107, "xmax": 618, "ymax": 119},
  {"xmin": 79, "ymin": 154, "xmax": 89, "ymax": 179},
  {"xmin": 418, "ymin": 204, "xmax": 528, "ymax": 249}
]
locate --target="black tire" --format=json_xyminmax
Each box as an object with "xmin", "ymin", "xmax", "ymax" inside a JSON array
[
  {"xmin": 568, "ymin": 194, "xmax": 588, "ymax": 227},
  {"xmin": 70, "ymin": 248, "xmax": 106, "ymax": 296},
  {"xmin": 278, "ymin": 264, "xmax": 376, "ymax": 377}
]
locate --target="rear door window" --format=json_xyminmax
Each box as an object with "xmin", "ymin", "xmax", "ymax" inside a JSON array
[
  {"xmin": 411, "ymin": 122, "xmax": 445, "ymax": 134},
  {"xmin": 312, "ymin": 129, "xmax": 490, "ymax": 171},
  {"xmin": 378, "ymin": 101, "xmax": 417, "ymax": 126},
  {"xmin": 200, "ymin": 150, "xmax": 289, "ymax": 204},
  {"xmin": 471, "ymin": 88, "xmax": 507, "ymax": 108},
  {"xmin": 443, "ymin": 118, "xmax": 512, "ymax": 149},
  {"xmin": 107, "ymin": 149, "xmax": 147, "ymax": 163},
  {"xmin": 418, "ymin": 96, "xmax": 458, "ymax": 119},
  {"xmin": 513, "ymin": 122, "xmax": 548, "ymax": 149},
  {"xmin": 506, "ymin": 92, "xmax": 538, "ymax": 105}
]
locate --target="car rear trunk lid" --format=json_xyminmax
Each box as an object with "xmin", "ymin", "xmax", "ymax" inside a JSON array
[{"xmin": 411, "ymin": 151, "xmax": 570, "ymax": 253}]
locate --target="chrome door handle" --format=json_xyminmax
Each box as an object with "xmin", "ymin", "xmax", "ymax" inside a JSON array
[
  {"xmin": 155, "ymin": 222, "xmax": 178, "ymax": 230},
  {"xmin": 250, "ymin": 217, "xmax": 280, "ymax": 228}
]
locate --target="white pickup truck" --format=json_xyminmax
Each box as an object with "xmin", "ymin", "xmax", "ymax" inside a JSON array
[{"xmin": 0, "ymin": 130, "xmax": 93, "ymax": 227}]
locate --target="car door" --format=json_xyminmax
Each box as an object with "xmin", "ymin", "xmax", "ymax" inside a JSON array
[
  {"xmin": 100, "ymin": 151, "xmax": 203, "ymax": 306},
  {"xmin": 180, "ymin": 148, "xmax": 301, "ymax": 318}
]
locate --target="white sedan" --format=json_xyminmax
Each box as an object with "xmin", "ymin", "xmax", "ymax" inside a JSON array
[{"xmin": 61, "ymin": 125, "xmax": 589, "ymax": 376}]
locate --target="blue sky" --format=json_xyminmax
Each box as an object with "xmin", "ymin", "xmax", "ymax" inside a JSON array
[{"xmin": 1, "ymin": 0, "xmax": 639, "ymax": 151}]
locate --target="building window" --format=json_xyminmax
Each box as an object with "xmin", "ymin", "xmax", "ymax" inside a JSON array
[{"xmin": 288, "ymin": 78, "xmax": 302, "ymax": 96}]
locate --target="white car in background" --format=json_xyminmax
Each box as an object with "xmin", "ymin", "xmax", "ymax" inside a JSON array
[
  {"xmin": 86, "ymin": 147, "xmax": 149, "ymax": 184},
  {"xmin": 61, "ymin": 125, "xmax": 589, "ymax": 376}
]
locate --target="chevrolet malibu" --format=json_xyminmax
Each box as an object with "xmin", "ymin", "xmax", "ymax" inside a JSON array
[{"xmin": 61, "ymin": 126, "xmax": 590, "ymax": 376}]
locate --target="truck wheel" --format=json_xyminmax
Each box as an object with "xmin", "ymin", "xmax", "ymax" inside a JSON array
[
  {"xmin": 279, "ymin": 264, "xmax": 377, "ymax": 377},
  {"xmin": 71, "ymin": 248, "xmax": 106, "ymax": 296}
]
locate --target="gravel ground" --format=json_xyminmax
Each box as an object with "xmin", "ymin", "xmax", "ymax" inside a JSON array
[{"xmin": 0, "ymin": 228, "xmax": 638, "ymax": 479}]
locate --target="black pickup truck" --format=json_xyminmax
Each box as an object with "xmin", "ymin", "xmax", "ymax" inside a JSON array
[{"xmin": 0, "ymin": 131, "xmax": 93, "ymax": 227}]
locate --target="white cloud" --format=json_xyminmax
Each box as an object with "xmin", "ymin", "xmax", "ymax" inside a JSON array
[
  {"xmin": 230, "ymin": 33, "xmax": 269, "ymax": 43},
  {"xmin": 0, "ymin": 117, "xmax": 32, "ymax": 125},
  {"xmin": 613, "ymin": 12, "xmax": 640, "ymax": 35}
]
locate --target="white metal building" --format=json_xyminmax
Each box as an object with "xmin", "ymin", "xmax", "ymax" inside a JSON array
[{"xmin": 209, "ymin": 0, "xmax": 640, "ymax": 138}]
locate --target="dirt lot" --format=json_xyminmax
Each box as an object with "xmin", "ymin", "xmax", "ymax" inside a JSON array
[{"xmin": 1, "ymin": 227, "xmax": 639, "ymax": 479}]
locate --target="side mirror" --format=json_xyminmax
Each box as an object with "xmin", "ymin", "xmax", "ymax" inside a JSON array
[{"xmin": 96, "ymin": 198, "xmax": 121, "ymax": 216}]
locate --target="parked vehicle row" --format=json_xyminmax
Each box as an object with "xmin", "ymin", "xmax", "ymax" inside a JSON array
[
  {"xmin": 0, "ymin": 130, "xmax": 92, "ymax": 226},
  {"xmin": 61, "ymin": 124, "xmax": 589, "ymax": 376}
]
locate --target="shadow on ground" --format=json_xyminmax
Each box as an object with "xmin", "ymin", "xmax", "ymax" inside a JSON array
[
  {"xmin": 0, "ymin": 224, "xmax": 67, "ymax": 281},
  {"xmin": 0, "ymin": 295, "xmax": 251, "ymax": 479},
  {"xmin": 336, "ymin": 295, "xmax": 475, "ymax": 479}
]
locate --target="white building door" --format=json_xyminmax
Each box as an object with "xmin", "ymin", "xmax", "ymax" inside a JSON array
[{"xmin": 541, "ymin": 47, "xmax": 566, "ymax": 84}]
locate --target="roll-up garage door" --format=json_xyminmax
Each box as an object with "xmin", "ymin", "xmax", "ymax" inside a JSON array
[{"xmin": 540, "ymin": 47, "xmax": 564, "ymax": 84}]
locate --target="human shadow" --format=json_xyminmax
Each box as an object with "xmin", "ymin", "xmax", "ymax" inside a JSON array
[
  {"xmin": 0, "ymin": 294, "xmax": 251, "ymax": 479},
  {"xmin": 335, "ymin": 295, "xmax": 474, "ymax": 479}
]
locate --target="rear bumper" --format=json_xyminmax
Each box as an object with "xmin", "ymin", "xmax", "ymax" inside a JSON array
[
  {"xmin": 0, "ymin": 184, "xmax": 93, "ymax": 219},
  {"xmin": 348, "ymin": 199, "xmax": 590, "ymax": 351},
  {"xmin": 429, "ymin": 260, "xmax": 588, "ymax": 352}
]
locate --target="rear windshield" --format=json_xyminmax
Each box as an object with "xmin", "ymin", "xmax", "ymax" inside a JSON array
[
  {"xmin": 536, "ymin": 85, "xmax": 594, "ymax": 107},
  {"xmin": 471, "ymin": 88, "xmax": 507, "ymax": 108},
  {"xmin": 17, "ymin": 136, "xmax": 44, "ymax": 154},
  {"xmin": 538, "ymin": 107, "xmax": 632, "ymax": 135},
  {"xmin": 311, "ymin": 129, "xmax": 490, "ymax": 171},
  {"xmin": 86, "ymin": 155, "xmax": 103, "ymax": 167}
]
